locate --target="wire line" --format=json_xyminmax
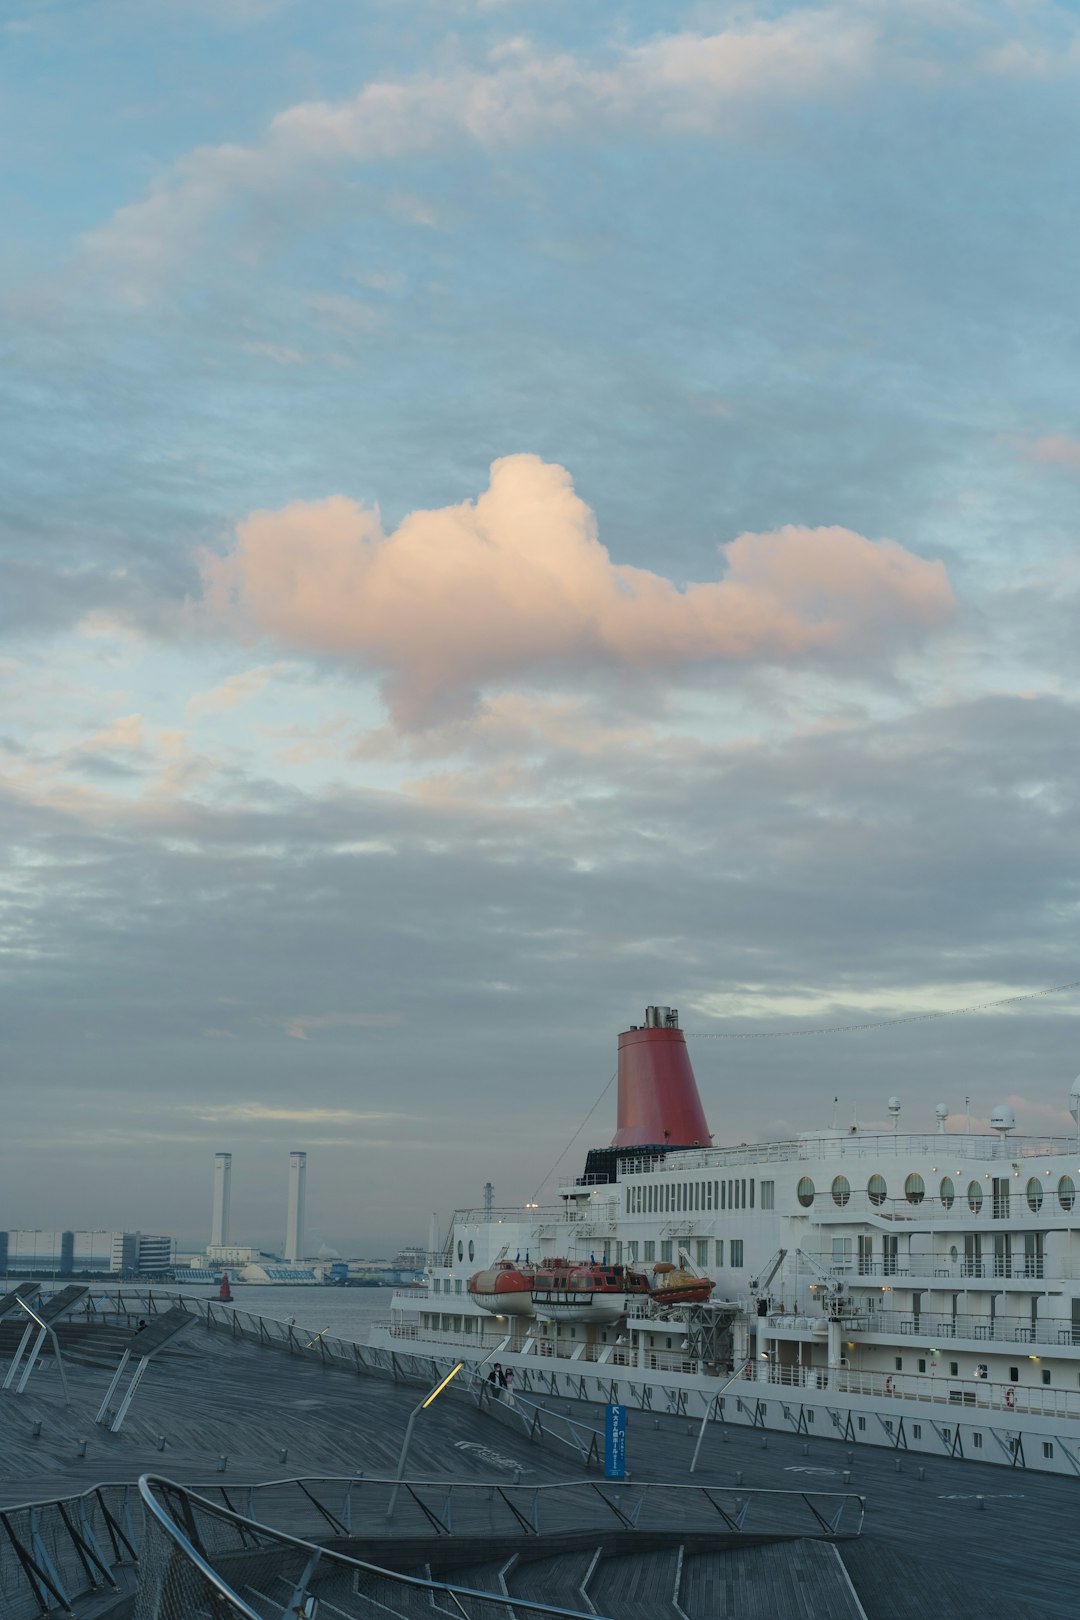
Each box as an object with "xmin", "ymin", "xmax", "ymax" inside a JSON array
[{"xmin": 530, "ymin": 1069, "xmax": 617, "ymax": 1201}]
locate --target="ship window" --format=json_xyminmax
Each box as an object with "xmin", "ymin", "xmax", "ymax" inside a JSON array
[
  {"xmin": 1059, "ymin": 1175, "xmax": 1075, "ymax": 1212},
  {"xmin": 912, "ymin": 1424, "xmax": 922, "ymax": 1439},
  {"xmin": 468, "ymin": 1241, "xmax": 474, "ymax": 1262},
  {"xmin": 857, "ymin": 1416, "xmax": 866, "ymax": 1431},
  {"xmin": 706, "ymin": 1181, "xmax": 713, "ymax": 1210},
  {"xmin": 832, "ymin": 1175, "xmax": 851, "ymax": 1207},
  {"xmin": 715, "ymin": 1240, "xmax": 724, "ymax": 1266},
  {"xmin": 728, "ymin": 1179, "xmax": 734, "ymax": 1208},
  {"xmin": 644, "ymin": 1240, "xmax": 655, "ymax": 1261},
  {"xmin": 731, "ymin": 1239, "xmax": 744, "ymax": 1267},
  {"xmin": 696, "ymin": 1239, "xmax": 709, "ymax": 1266},
  {"xmin": 968, "ymin": 1180, "xmax": 984, "ymax": 1213},
  {"xmin": 628, "ymin": 1240, "xmax": 638, "ymax": 1261},
  {"xmin": 455, "ymin": 1278, "xmax": 462, "ymax": 1294},
  {"xmin": 868, "ymin": 1174, "xmax": 887, "ymax": 1207},
  {"xmin": 940, "ymin": 1177, "xmax": 955, "ymax": 1210},
  {"xmin": 918, "ymin": 1359, "xmax": 926, "ymax": 1373},
  {"xmin": 797, "ymin": 1177, "xmax": 815, "ymax": 1208},
  {"xmin": 457, "ymin": 1241, "xmax": 463, "ymax": 1260},
  {"xmin": 1027, "ymin": 1177, "xmax": 1044, "ymax": 1213},
  {"xmin": 742, "ymin": 1179, "xmax": 747, "ymax": 1208},
  {"xmin": 905, "ymin": 1173, "xmax": 925, "ymax": 1205},
  {"xmin": 1043, "ymin": 1442, "xmax": 1054, "ymax": 1459},
  {"xmin": 1043, "ymin": 1369, "xmax": 1051, "ymax": 1385},
  {"xmin": 750, "ymin": 1180, "xmax": 755, "ymax": 1208},
  {"xmin": 626, "ymin": 1189, "xmax": 631, "ymax": 1214},
  {"xmin": 760, "ymin": 1181, "xmax": 775, "ymax": 1210},
  {"xmin": 973, "ymin": 1432, "xmax": 983, "ymax": 1448},
  {"xmin": 661, "ymin": 1240, "xmax": 673, "ymax": 1262},
  {"xmin": 721, "ymin": 1180, "xmax": 727, "ymax": 1210}
]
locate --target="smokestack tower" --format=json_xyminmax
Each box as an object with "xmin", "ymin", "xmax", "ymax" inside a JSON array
[
  {"xmin": 211, "ymin": 1152, "xmax": 232, "ymax": 1248},
  {"xmin": 611, "ymin": 1006, "xmax": 711, "ymax": 1150},
  {"xmin": 285, "ymin": 1151, "xmax": 307, "ymax": 1262}
]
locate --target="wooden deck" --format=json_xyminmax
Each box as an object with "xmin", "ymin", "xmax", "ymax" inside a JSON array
[{"xmin": 2, "ymin": 1314, "xmax": 1078, "ymax": 1617}]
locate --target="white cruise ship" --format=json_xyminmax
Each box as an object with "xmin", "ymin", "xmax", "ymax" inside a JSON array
[{"xmin": 371, "ymin": 1005, "xmax": 1080, "ymax": 1475}]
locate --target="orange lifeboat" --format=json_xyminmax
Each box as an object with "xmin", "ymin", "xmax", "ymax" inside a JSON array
[
  {"xmin": 649, "ymin": 1263, "xmax": 714, "ymax": 1307},
  {"xmin": 467, "ymin": 1260, "xmax": 535, "ymax": 1317}
]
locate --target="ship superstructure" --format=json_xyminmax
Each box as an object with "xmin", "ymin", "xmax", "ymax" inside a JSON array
[{"xmin": 372, "ymin": 1006, "xmax": 1080, "ymax": 1474}]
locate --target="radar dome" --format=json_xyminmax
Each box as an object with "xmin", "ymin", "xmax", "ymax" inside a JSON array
[
  {"xmin": 935, "ymin": 1103, "xmax": 948, "ymax": 1121},
  {"xmin": 990, "ymin": 1104, "xmax": 1016, "ymax": 1133}
]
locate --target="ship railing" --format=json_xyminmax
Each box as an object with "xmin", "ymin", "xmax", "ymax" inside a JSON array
[
  {"xmin": 826, "ymin": 1307, "xmax": 1077, "ymax": 1344},
  {"xmin": 742, "ymin": 1358, "xmax": 1080, "ymax": 1417},
  {"xmin": 136, "ymin": 1474, "xmax": 609, "ymax": 1620}
]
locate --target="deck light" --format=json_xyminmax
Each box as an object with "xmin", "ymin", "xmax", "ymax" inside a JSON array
[{"xmin": 421, "ymin": 1362, "xmax": 465, "ymax": 1408}]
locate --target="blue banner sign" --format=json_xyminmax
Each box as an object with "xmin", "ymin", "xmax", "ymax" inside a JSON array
[{"xmin": 605, "ymin": 1403, "xmax": 627, "ymax": 1478}]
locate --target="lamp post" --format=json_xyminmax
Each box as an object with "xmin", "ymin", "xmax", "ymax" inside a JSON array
[
  {"xmin": 385, "ymin": 1344, "xmax": 501, "ymax": 1519},
  {"xmin": 689, "ymin": 1354, "xmax": 767, "ymax": 1474}
]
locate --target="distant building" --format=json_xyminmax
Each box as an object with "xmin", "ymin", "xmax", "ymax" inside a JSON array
[
  {"xmin": 205, "ymin": 1245, "xmax": 262, "ymax": 1266},
  {"xmin": 0, "ymin": 1229, "xmax": 175, "ymax": 1277}
]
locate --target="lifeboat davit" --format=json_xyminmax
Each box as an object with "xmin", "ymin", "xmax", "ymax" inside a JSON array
[
  {"xmin": 649, "ymin": 1262, "xmax": 714, "ymax": 1307},
  {"xmin": 532, "ymin": 1261, "xmax": 651, "ymax": 1325},
  {"xmin": 468, "ymin": 1260, "xmax": 535, "ymax": 1317}
]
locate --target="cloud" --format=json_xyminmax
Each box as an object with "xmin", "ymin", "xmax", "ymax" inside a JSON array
[
  {"xmin": 201, "ymin": 454, "xmax": 955, "ymax": 727},
  {"xmin": 80, "ymin": 17, "xmax": 878, "ymax": 297},
  {"xmin": 190, "ymin": 1102, "xmax": 410, "ymax": 1123},
  {"xmin": 274, "ymin": 1012, "xmax": 402, "ymax": 1040},
  {"xmin": 186, "ymin": 663, "xmax": 288, "ymax": 720},
  {"xmin": 81, "ymin": 713, "xmax": 146, "ymax": 753},
  {"xmin": 1023, "ymin": 434, "xmax": 1080, "ymax": 472}
]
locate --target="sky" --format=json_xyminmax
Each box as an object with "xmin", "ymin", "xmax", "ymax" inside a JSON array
[{"xmin": 2, "ymin": 0, "xmax": 1080, "ymax": 1257}]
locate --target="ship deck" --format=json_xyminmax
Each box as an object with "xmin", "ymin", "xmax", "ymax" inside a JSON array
[{"xmin": 1, "ymin": 1302, "xmax": 1077, "ymax": 1618}]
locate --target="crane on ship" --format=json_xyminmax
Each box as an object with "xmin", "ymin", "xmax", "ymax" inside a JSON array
[{"xmin": 749, "ymin": 1248, "xmax": 848, "ymax": 1318}]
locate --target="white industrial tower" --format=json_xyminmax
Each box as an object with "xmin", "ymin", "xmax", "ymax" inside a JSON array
[
  {"xmin": 211, "ymin": 1152, "xmax": 232, "ymax": 1248},
  {"xmin": 285, "ymin": 1151, "xmax": 306, "ymax": 1262}
]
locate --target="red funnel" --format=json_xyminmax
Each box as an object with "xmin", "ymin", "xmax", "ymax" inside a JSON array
[{"xmin": 612, "ymin": 1006, "xmax": 711, "ymax": 1149}]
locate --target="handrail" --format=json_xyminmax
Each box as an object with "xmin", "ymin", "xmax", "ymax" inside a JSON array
[{"xmin": 138, "ymin": 1474, "xmax": 607, "ymax": 1620}]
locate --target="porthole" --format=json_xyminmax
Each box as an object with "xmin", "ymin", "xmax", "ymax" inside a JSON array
[
  {"xmin": 457, "ymin": 1240, "xmax": 463, "ymax": 1261},
  {"xmin": 832, "ymin": 1175, "xmax": 851, "ymax": 1207},
  {"xmin": 468, "ymin": 1240, "xmax": 475, "ymax": 1262},
  {"xmin": 940, "ymin": 1176, "xmax": 955, "ymax": 1210},
  {"xmin": 968, "ymin": 1180, "xmax": 984, "ymax": 1213},
  {"xmin": 1027, "ymin": 1177, "xmax": 1043, "ymax": 1213},
  {"xmin": 867, "ymin": 1174, "xmax": 887, "ymax": 1207},
  {"xmin": 797, "ymin": 1176, "xmax": 815, "ymax": 1207},
  {"xmin": 904, "ymin": 1172, "xmax": 925, "ymax": 1205},
  {"xmin": 1059, "ymin": 1175, "xmax": 1076, "ymax": 1213}
]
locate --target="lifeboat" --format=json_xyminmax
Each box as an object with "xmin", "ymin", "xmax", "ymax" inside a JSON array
[
  {"xmin": 531, "ymin": 1261, "xmax": 651, "ymax": 1325},
  {"xmin": 649, "ymin": 1262, "xmax": 714, "ymax": 1307},
  {"xmin": 468, "ymin": 1260, "xmax": 535, "ymax": 1317}
]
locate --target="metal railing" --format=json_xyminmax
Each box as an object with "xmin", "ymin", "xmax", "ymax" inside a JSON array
[
  {"xmin": 0, "ymin": 1480, "xmax": 142, "ymax": 1620},
  {"xmin": 171, "ymin": 1471, "xmax": 865, "ymax": 1544},
  {"xmin": 0, "ymin": 1464, "xmax": 865, "ymax": 1620},
  {"xmin": 134, "ymin": 1475, "xmax": 608, "ymax": 1620}
]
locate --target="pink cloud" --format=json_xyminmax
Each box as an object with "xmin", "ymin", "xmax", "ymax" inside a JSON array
[
  {"xmin": 201, "ymin": 454, "xmax": 954, "ymax": 727},
  {"xmin": 1025, "ymin": 433, "xmax": 1080, "ymax": 471}
]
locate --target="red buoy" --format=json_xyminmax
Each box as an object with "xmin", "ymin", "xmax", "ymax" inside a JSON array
[{"xmin": 218, "ymin": 1272, "xmax": 233, "ymax": 1302}]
